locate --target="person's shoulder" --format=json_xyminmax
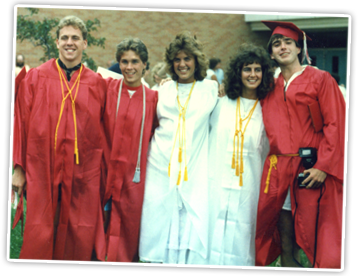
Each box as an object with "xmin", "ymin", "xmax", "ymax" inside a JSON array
[
  {"xmin": 200, "ymin": 78, "xmax": 218, "ymax": 88},
  {"xmin": 144, "ymin": 85, "xmax": 158, "ymax": 98},
  {"xmin": 304, "ymin": 65, "xmax": 332, "ymax": 82}
]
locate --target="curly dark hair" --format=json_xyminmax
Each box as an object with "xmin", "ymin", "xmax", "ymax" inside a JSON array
[
  {"xmin": 225, "ymin": 43, "xmax": 275, "ymax": 100},
  {"xmin": 164, "ymin": 31, "xmax": 208, "ymax": 81}
]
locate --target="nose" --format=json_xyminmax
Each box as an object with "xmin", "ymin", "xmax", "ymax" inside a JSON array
[
  {"xmin": 66, "ymin": 38, "xmax": 74, "ymax": 45},
  {"xmin": 127, "ymin": 62, "xmax": 133, "ymax": 69},
  {"xmin": 249, "ymin": 69, "xmax": 256, "ymax": 77},
  {"xmin": 179, "ymin": 59, "xmax": 186, "ymax": 67}
]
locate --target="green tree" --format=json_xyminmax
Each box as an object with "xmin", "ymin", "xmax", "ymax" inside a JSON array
[{"xmin": 16, "ymin": 8, "xmax": 106, "ymax": 71}]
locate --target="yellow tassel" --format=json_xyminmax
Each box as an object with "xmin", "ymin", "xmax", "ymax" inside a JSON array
[
  {"xmin": 240, "ymin": 174, "xmax": 243, "ymax": 187},
  {"xmin": 264, "ymin": 155, "xmax": 278, "ymax": 194},
  {"xmin": 264, "ymin": 180, "xmax": 269, "ymax": 194},
  {"xmin": 235, "ymin": 163, "xmax": 239, "ymax": 176},
  {"xmin": 231, "ymin": 154, "xmax": 236, "ymax": 169},
  {"xmin": 184, "ymin": 166, "xmax": 188, "ymax": 181},
  {"xmin": 178, "ymin": 148, "xmax": 182, "ymax": 163},
  {"xmin": 177, "ymin": 171, "xmax": 181, "ymax": 186},
  {"xmin": 168, "ymin": 163, "xmax": 171, "ymax": 177},
  {"xmin": 75, "ymin": 148, "xmax": 79, "ymax": 164}
]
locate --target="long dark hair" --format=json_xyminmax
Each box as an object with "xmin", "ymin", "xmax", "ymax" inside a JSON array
[{"xmin": 225, "ymin": 43, "xmax": 274, "ymax": 100}]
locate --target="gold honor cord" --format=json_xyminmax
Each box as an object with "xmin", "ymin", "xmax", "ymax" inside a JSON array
[
  {"xmin": 55, "ymin": 59, "xmax": 83, "ymax": 164},
  {"xmin": 168, "ymin": 80, "xmax": 196, "ymax": 185},
  {"xmin": 232, "ymin": 97, "xmax": 259, "ymax": 187}
]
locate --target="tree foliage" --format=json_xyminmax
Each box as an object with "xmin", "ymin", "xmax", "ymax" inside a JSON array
[{"xmin": 16, "ymin": 8, "xmax": 106, "ymax": 70}]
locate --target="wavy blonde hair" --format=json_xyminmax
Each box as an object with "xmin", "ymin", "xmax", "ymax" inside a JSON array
[
  {"xmin": 164, "ymin": 31, "xmax": 208, "ymax": 81},
  {"xmin": 56, "ymin": 15, "xmax": 87, "ymax": 40}
]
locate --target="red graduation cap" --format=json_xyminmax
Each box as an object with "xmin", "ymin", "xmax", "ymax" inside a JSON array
[{"xmin": 262, "ymin": 20, "xmax": 312, "ymax": 64}]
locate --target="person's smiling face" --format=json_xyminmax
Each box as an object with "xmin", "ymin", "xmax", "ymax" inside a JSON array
[
  {"xmin": 241, "ymin": 63, "xmax": 262, "ymax": 91},
  {"xmin": 270, "ymin": 36, "xmax": 301, "ymax": 66},
  {"xmin": 56, "ymin": 25, "xmax": 87, "ymax": 68},
  {"xmin": 119, "ymin": 50, "xmax": 147, "ymax": 87},
  {"xmin": 173, "ymin": 51, "xmax": 196, "ymax": 83}
]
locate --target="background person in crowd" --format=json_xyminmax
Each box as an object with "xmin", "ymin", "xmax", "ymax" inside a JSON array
[
  {"xmin": 151, "ymin": 61, "xmax": 167, "ymax": 90},
  {"xmin": 139, "ymin": 31, "xmax": 218, "ymax": 264},
  {"xmin": 255, "ymin": 20, "xmax": 345, "ymax": 268},
  {"xmin": 102, "ymin": 37, "xmax": 158, "ymax": 262},
  {"xmin": 206, "ymin": 57, "xmax": 219, "ymax": 83},
  {"xmin": 12, "ymin": 15, "xmax": 107, "ymax": 261},
  {"xmin": 15, "ymin": 54, "xmax": 30, "ymax": 76},
  {"xmin": 214, "ymin": 58, "xmax": 224, "ymax": 84},
  {"xmin": 208, "ymin": 43, "xmax": 273, "ymax": 266},
  {"xmin": 108, "ymin": 61, "xmax": 122, "ymax": 74}
]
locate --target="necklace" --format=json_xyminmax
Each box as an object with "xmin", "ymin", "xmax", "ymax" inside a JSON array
[
  {"xmin": 232, "ymin": 96, "xmax": 259, "ymax": 187},
  {"xmin": 168, "ymin": 80, "xmax": 196, "ymax": 186},
  {"xmin": 55, "ymin": 58, "xmax": 83, "ymax": 164}
]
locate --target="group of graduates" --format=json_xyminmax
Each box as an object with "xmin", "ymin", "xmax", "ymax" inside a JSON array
[{"xmin": 12, "ymin": 15, "xmax": 345, "ymax": 268}]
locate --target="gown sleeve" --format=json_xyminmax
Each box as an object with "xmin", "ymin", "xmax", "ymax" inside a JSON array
[
  {"xmin": 313, "ymin": 71, "xmax": 346, "ymax": 182},
  {"xmin": 13, "ymin": 68, "xmax": 37, "ymax": 172}
]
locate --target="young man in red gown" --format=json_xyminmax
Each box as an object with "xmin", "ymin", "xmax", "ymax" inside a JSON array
[
  {"xmin": 12, "ymin": 16, "xmax": 108, "ymax": 261},
  {"xmin": 102, "ymin": 38, "xmax": 158, "ymax": 262},
  {"xmin": 255, "ymin": 21, "xmax": 345, "ymax": 269}
]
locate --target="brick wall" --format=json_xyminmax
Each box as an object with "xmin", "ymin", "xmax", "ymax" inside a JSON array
[{"xmin": 15, "ymin": 7, "xmax": 270, "ymax": 86}]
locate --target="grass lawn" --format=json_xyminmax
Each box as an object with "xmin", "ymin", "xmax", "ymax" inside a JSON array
[
  {"xmin": 9, "ymin": 193, "xmax": 26, "ymax": 259},
  {"xmin": 9, "ymin": 197, "xmax": 310, "ymax": 267}
]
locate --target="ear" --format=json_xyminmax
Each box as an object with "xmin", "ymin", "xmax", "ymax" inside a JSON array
[
  {"xmin": 83, "ymin": 39, "xmax": 88, "ymax": 50},
  {"xmin": 56, "ymin": 39, "xmax": 60, "ymax": 49},
  {"xmin": 142, "ymin": 62, "xmax": 147, "ymax": 76}
]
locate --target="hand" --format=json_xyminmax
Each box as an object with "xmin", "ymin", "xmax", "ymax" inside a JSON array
[
  {"xmin": 218, "ymin": 83, "xmax": 226, "ymax": 97},
  {"xmin": 160, "ymin": 78, "xmax": 172, "ymax": 86},
  {"xmin": 12, "ymin": 166, "xmax": 26, "ymax": 195},
  {"xmin": 301, "ymin": 168, "xmax": 327, "ymax": 189}
]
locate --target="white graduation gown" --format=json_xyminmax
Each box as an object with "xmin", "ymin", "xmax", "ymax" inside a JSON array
[
  {"xmin": 207, "ymin": 95, "xmax": 269, "ymax": 266},
  {"xmin": 139, "ymin": 79, "xmax": 218, "ymax": 264}
]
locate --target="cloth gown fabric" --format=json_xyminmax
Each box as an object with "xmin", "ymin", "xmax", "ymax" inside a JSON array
[
  {"xmin": 208, "ymin": 96, "xmax": 269, "ymax": 266},
  {"xmin": 103, "ymin": 79, "xmax": 158, "ymax": 262},
  {"xmin": 255, "ymin": 66, "xmax": 345, "ymax": 268},
  {"xmin": 139, "ymin": 79, "xmax": 218, "ymax": 264},
  {"xmin": 13, "ymin": 58, "xmax": 107, "ymax": 261}
]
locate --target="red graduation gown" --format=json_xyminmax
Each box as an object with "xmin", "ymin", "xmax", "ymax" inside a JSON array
[
  {"xmin": 13, "ymin": 59, "xmax": 107, "ymax": 261},
  {"xmin": 103, "ymin": 79, "xmax": 158, "ymax": 262},
  {"xmin": 255, "ymin": 66, "xmax": 345, "ymax": 268}
]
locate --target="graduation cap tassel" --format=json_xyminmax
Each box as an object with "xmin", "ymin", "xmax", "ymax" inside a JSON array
[
  {"xmin": 302, "ymin": 32, "xmax": 311, "ymax": 65},
  {"xmin": 168, "ymin": 163, "xmax": 171, "ymax": 177}
]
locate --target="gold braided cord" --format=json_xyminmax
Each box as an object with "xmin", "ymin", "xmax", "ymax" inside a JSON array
[
  {"xmin": 232, "ymin": 97, "xmax": 259, "ymax": 187},
  {"xmin": 168, "ymin": 80, "xmax": 196, "ymax": 185},
  {"xmin": 55, "ymin": 59, "xmax": 83, "ymax": 164}
]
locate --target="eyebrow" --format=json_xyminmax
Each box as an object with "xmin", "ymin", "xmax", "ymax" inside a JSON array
[{"xmin": 273, "ymin": 37, "xmax": 294, "ymax": 44}]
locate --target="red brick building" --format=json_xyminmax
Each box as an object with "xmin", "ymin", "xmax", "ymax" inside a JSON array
[
  {"xmin": 15, "ymin": 7, "xmax": 269, "ymax": 86},
  {"xmin": 15, "ymin": 7, "xmax": 349, "ymax": 87}
]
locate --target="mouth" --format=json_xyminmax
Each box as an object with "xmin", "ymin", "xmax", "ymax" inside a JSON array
[
  {"xmin": 280, "ymin": 52, "xmax": 290, "ymax": 57},
  {"xmin": 178, "ymin": 67, "xmax": 189, "ymax": 73},
  {"xmin": 125, "ymin": 71, "xmax": 137, "ymax": 77}
]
